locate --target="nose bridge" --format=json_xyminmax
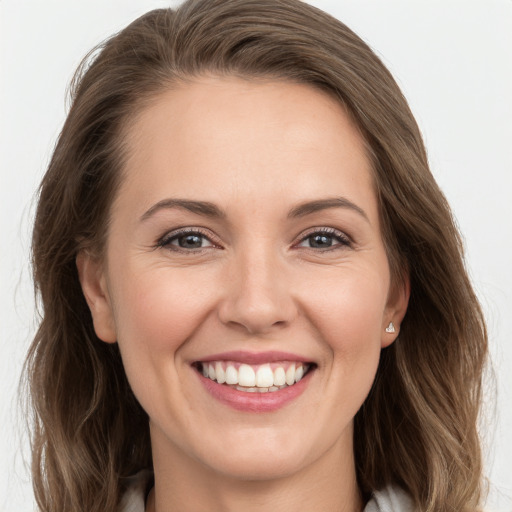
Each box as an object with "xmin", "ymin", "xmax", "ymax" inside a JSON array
[{"xmin": 218, "ymin": 240, "xmax": 296, "ymax": 334}]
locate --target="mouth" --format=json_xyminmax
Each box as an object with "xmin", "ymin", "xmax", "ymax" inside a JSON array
[{"xmin": 193, "ymin": 360, "xmax": 314, "ymax": 394}]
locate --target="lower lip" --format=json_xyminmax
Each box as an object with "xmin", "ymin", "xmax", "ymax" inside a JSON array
[{"xmin": 197, "ymin": 369, "xmax": 313, "ymax": 412}]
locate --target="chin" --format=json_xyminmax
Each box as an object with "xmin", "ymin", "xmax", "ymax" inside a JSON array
[
  {"xmin": 203, "ymin": 443, "xmax": 310, "ymax": 482},
  {"xmin": 185, "ymin": 420, "xmax": 336, "ymax": 483}
]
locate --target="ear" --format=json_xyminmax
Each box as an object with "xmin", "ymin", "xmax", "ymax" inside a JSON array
[
  {"xmin": 381, "ymin": 272, "xmax": 410, "ymax": 348},
  {"xmin": 76, "ymin": 251, "xmax": 117, "ymax": 343}
]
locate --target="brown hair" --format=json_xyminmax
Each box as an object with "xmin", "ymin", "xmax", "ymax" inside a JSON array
[{"xmin": 26, "ymin": 1, "xmax": 488, "ymax": 511}]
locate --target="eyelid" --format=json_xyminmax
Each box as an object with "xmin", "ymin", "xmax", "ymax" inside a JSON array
[
  {"xmin": 294, "ymin": 226, "xmax": 352, "ymax": 249},
  {"xmin": 155, "ymin": 225, "xmax": 352, "ymax": 253},
  {"xmin": 156, "ymin": 226, "xmax": 222, "ymax": 251}
]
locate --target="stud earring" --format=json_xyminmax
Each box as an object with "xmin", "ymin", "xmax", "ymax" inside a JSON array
[{"xmin": 385, "ymin": 322, "xmax": 396, "ymax": 333}]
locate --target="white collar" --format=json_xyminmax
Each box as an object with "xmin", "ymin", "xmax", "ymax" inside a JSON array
[{"xmin": 118, "ymin": 472, "xmax": 414, "ymax": 512}]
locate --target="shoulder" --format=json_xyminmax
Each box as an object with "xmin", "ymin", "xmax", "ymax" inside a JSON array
[
  {"xmin": 364, "ymin": 485, "xmax": 416, "ymax": 512},
  {"xmin": 117, "ymin": 470, "xmax": 153, "ymax": 512}
]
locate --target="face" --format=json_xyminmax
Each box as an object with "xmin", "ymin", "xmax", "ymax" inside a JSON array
[{"xmin": 79, "ymin": 77, "xmax": 408, "ymax": 483}]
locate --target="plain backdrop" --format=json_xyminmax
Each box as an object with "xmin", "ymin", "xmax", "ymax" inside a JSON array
[{"xmin": 1, "ymin": 1, "xmax": 511, "ymax": 511}]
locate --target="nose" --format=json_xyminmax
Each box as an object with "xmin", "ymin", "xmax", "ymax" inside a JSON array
[{"xmin": 217, "ymin": 248, "xmax": 298, "ymax": 335}]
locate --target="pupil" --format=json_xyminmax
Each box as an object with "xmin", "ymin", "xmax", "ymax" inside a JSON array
[
  {"xmin": 179, "ymin": 234, "xmax": 202, "ymax": 248},
  {"xmin": 310, "ymin": 234, "xmax": 332, "ymax": 248}
]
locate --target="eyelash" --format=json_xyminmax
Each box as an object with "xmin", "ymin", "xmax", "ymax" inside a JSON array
[
  {"xmin": 156, "ymin": 227, "xmax": 352, "ymax": 254},
  {"xmin": 296, "ymin": 227, "xmax": 352, "ymax": 251},
  {"xmin": 156, "ymin": 228, "xmax": 220, "ymax": 253}
]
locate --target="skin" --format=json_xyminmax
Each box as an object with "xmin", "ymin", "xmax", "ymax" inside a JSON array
[{"xmin": 78, "ymin": 77, "xmax": 409, "ymax": 512}]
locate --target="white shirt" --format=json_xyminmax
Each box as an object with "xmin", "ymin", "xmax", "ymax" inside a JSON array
[{"xmin": 118, "ymin": 472, "xmax": 415, "ymax": 512}]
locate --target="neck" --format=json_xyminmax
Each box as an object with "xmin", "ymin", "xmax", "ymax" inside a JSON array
[{"xmin": 147, "ymin": 423, "xmax": 363, "ymax": 512}]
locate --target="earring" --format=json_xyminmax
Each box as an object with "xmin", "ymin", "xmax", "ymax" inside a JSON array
[{"xmin": 385, "ymin": 322, "xmax": 396, "ymax": 333}]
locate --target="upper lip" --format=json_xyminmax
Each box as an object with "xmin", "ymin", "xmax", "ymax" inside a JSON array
[{"xmin": 195, "ymin": 350, "xmax": 313, "ymax": 365}]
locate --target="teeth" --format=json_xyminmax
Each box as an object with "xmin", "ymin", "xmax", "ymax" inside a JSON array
[
  {"xmin": 255, "ymin": 364, "xmax": 274, "ymax": 387},
  {"xmin": 235, "ymin": 385, "xmax": 257, "ymax": 392},
  {"xmin": 274, "ymin": 367, "xmax": 286, "ymax": 386},
  {"xmin": 285, "ymin": 364, "xmax": 296, "ymax": 386},
  {"xmin": 200, "ymin": 361, "xmax": 311, "ymax": 391},
  {"xmin": 225, "ymin": 365, "xmax": 238, "ymax": 385},
  {"xmin": 234, "ymin": 384, "xmax": 288, "ymax": 393},
  {"xmin": 239, "ymin": 364, "xmax": 256, "ymax": 386},
  {"xmin": 215, "ymin": 362, "xmax": 226, "ymax": 384}
]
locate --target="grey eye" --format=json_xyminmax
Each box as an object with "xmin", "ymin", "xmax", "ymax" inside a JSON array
[
  {"xmin": 297, "ymin": 230, "xmax": 351, "ymax": 250},
  {"xmin": 174, "ymin": 234, "xmax": 208, "ymax": 248},
  {"xmin": 307, "ymin": 234, "xmax": 334, "ymax": 248},
  {"xmin": 160, "ymin": 231, "xmax": 215, "ymax": 250}
]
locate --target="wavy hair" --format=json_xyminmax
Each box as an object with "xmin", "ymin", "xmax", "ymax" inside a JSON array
[{"xmin": 26, "ymin": 1, "xmax": 487, "ymax": 510}]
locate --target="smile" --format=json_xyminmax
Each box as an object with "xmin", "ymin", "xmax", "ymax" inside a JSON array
[
  {"xmin": 197, "ymin": 361, "xmax": 311, "ymax": 393},
  {"xmin": 193, "ymin": 353, "xmax": 316, "ymax": 412}
]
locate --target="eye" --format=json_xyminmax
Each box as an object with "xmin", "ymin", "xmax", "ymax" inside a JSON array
[
  {"xmin": 297, "ymin": 228, "xmax": 351, "ymax": 250},
  {"xmin": 157, "ymin": 228, "xmax": 218, "ymax": 252}
]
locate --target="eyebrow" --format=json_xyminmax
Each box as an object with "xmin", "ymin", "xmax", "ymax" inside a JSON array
[
  {"xmin": 140, "ymin": 196, "xmax": 369, "ymax": 223},
  {"xmin": 140, "ymin": 199, "xmax": 226, "ymax": 222},
  {"xmin": 287, "ymin": 197, "xmax": 369, "ymax": 222}
]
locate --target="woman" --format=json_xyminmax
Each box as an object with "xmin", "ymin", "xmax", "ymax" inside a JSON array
[{"xmin": 25, "ymin": 0, "xmax": 488, "ymax": 511}]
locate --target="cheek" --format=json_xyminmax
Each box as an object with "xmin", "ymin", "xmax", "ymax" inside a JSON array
[
  {"xmin": 108, "ymin": 264, "xmax": 218, "ymax": 409},
  {"xmin": 299, "ymin": 262, "xmax": 388, "ymax": 402},
  {"xmin": 108, "ymin": 264, "xmax": 219, "ymax": 420},
  {"xmin": 302, "ymin": 264, "xmax": 389, "ymax": 349},
  {"xmin": 113, "ymin": 265, "xmax": 213, "ymax": 352}
]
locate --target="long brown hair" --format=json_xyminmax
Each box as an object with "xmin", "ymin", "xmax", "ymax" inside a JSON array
[{"xmin": 26, "ymin": 1, "xmax": 487, "ymax": 510}]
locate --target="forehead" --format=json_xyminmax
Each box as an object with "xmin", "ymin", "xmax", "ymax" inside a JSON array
[{"xmin": 117, "ymin": 76, "xmax": 377, "ymax": 223}]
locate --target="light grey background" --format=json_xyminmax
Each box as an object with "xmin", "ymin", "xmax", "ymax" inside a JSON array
[{"xmin": 1, "ymin": 1, "xmax": 511, "ymax": 511}]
